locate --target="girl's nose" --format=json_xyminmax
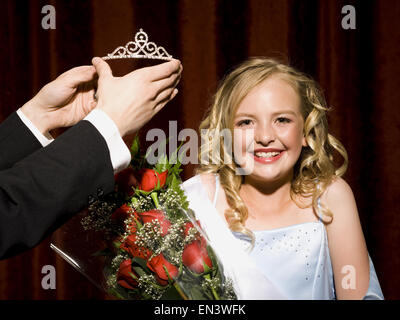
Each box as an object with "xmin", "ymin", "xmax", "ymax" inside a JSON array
[{"xmin": 255, "ymin": 124, "xmax": 275, "ymax": 145}]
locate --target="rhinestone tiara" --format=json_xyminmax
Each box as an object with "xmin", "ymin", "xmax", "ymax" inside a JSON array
[{"xmin": 102, "ymin": 28, "xmax": 173, "ymax": 61}]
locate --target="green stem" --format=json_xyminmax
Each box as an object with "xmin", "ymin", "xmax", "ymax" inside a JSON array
[
  {"xmin": 204, "ymin": 273, "xmax": 220, "ymax": 300},
  {"xmin": 131, "ymin": 197, "xmax": 139, "ymax": 208},
  {"xmin": 133, "ymin": 216, "xmax": 142, "ymax": 229},
  {"xmin": 150, "ymin": 192, "xmax": 161, "ymax": 209},
  {"xmin": 173, "ymin": 281, "xmax": 188, "ymax": 300},
  {"xmin": 163, "ymin": 265, "xmax": 188, "ymax": 300},
  {"xmin": 128, "ymin": 198, "xmax": 142, "ymax": 229}
]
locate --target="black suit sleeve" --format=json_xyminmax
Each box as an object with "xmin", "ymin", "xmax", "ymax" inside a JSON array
[
  {"xmin": 0, "ymin": 112, "xmax": 42, "ymax": 170},
  {"xmin": 0, "ymin": 119, "xmax": 115, "ymax": 260}
]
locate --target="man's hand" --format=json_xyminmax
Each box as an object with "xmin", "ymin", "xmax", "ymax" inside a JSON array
[
  {"xmin": 21, "ymin": 66, "xmax": 98, "ymax": 134},
  {"xmin": 92, "ymin": 57, "xmax": 182, "ymax": 137}
]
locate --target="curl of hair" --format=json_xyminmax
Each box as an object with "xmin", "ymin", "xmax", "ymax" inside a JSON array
[{"xmin": 195, "ymin": 57, "xmax": 348, "ymax": 248}]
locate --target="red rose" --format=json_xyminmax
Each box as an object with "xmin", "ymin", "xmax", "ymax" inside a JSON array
[
  {"xmin": 138, "ymin": 209, "xmax": 171, "ymax": 236},
  {"xmin": 120, "ymin": 233, "xmax": 152, "ymax": 260},
  {"xmin": 117, "ymin": 259, "xmax": 139, "ymax": 290},
  {"xmin": 114, "ymin": 167, "xmax": 140, "ymax": 196},
  {"xmin": 138, "ymin": 168, "xmax": 168, "ymax": 191},
  {"xmin": 183, "ymin": 221, "xmax": 202, "ymax": 238},
  {"xmin": 110, "ymin": 204, "xmax": 134, "ymax": 225},
  {"xmin": 182, "ymin": 237, "xmax": 213, "ymax": 274},
  {"xmin": 147, "ymin": 254, "xmax": 178, "ymax": 286}
]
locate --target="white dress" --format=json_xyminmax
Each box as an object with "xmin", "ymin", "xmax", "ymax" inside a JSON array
[{"xmin": 181, "ymin": 174, "xmax": 384, "ymax": 300}]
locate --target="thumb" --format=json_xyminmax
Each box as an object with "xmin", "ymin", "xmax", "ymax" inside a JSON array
[
  {"xmin": 92, "ymin": 57, "xmax": 113, "ymax": 79},
  {"xmin": 60, "ymin": 66, "xmax": 96, "ymax": 86}
]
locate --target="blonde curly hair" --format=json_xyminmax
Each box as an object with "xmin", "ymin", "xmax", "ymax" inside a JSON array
[{"xmin": 195, "ymin": 57, "xmax": 348, "ymax": 245}]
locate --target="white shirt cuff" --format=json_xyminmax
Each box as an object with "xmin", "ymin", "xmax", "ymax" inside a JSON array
[
  {"xmin": 84, "ymin": 109, "xmax": 131, "ymax": 173},
  {"xmin": 16, "ymin": 108, "xmax": 54, "ymax": 147}
]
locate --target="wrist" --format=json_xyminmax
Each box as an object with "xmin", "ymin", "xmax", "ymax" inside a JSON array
[
  {"xmin": 95, "ymin": 103, "xmax": 128, "ymax": 137},
  {"xmin": 20, "ymin": 98, "xmax": 51, "ymax": 135}
]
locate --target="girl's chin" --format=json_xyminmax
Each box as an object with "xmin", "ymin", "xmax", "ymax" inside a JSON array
[
  {"xmin": 246, "ymin": 172, "xmax": 282, "ymax": 182},
  {"xmin": 239, "ymin": 163, "xmax": 292, "ymax": 182}
]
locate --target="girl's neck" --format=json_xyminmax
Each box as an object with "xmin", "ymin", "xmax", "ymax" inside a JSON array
[{"xmin": 239, "ymin": 173, "xmax": 293, "ymax": 214}]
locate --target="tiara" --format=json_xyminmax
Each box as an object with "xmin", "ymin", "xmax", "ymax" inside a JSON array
[{"xmin": 102, "ymin": 28, "xmax": 173, "ymax": 61}]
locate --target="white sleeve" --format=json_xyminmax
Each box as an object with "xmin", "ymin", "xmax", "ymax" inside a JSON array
[
  {"xmin": 17, "ymin": 107, "xmax": 131, "ymax": 174},
  {"xmin": 84, "ymin": 109, "xmax": 131, "ymax": 174},
  {"xmin": 16, "ymin": 108, "xmax": 54, "ymax": 147}
]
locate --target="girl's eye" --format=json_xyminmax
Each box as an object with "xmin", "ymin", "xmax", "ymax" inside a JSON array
[
  {"xmin": 276, "ymin": 117, "xmax": 291, "ymax": 124},
  {"xmin": 237, "ymin": 119, "xmax": 252, "ymax": 126}
]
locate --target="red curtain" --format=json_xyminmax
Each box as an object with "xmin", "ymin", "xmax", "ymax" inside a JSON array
[{"xmin": 0, "ymin": 0, "xmax": 399, "ymax": 299}]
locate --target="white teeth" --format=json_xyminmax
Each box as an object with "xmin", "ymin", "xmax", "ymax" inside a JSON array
[{"xmin": 254, "ymin": 151, "xmax": 280, "ymax": 158}]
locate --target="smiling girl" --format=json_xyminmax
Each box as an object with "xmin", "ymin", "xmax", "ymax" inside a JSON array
[{"xmin": 182, "ymin": 58, "xmax": 384, "ymax": 299}]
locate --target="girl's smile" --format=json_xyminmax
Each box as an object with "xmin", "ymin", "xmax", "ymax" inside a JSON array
[
  {"xmin": 233, "ymin": 75, "xmax": 307, "ymax": 182},
  {"xmin": 252, "ymin": 148, "xmax": 285, "ymax": 164}
]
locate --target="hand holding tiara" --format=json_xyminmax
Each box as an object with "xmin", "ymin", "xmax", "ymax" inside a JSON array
[
  {"xmin": 102, "ymin": 29, "xmax": 173, "ymax": 61},
  {"xmin": 95, "ymin": 29, "xmax": 180, "ymax": 136},
  {"xmin": 91, "ymin": 57, "xmax": 181, "ymax": 137}
]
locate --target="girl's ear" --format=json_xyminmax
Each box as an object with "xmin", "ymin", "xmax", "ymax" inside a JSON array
[{"xmin": 302, "ymin": 135, "xmax": 308, "ymax": 147}]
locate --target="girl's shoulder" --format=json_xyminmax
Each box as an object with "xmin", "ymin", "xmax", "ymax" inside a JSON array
[
  {"xmin": 320, "ymin": 176, "xmax": 361, "ymax": 234},
  {"xmin": 320, "ymin": 178, "xmax": 371, "ymax": 299},
  {"xmin": 182, "ymin": 173, "xmax": 217, "ymax": 204},
  {"xmin": 320, "ymin": 176, "xmax": 355, "ymax": 211},
  {"xmin": 197, "ymin": 173, "xmax": 218, "ymax": 203}
]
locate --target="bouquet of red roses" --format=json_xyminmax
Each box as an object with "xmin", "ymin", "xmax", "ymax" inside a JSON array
[{"xmin": 81, "ymin": 136, "xmax": 236, "ymax": 300}]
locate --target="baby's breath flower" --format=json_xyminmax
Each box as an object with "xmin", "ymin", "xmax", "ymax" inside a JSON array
[
  {"xmin": 202, "ymin": 276, "xmax": 220, "ymax": 291},
  {"xmin": 159, "ymin": 189, "xmax": 181, "ymax": 209},
  {"xmin": 135, "ymin": 220, "xmax": 163, "ymax": 251},
  {"xmin": 137, "ymin": 274, "xmax": 166, "ymax": 299},
  {"xmin": 106, "ymin": 273, "xmax": 118, "ymax": 289},
  {"xmin": 184, "ymin": 226, "xmax": 200, "ymax": 245},
  {"xmin": 130, "ymin": 194, "xmax": 154, "ymax": 213},
  {"xmin": 151, "ymin": 218, "xmax": 186, "ymax": 264},
  {"xmin": 81, "ymin": 200, "xmax": 121, "ymax": 239},
  {"xmin": 110, "ymin": 253, "xmax": 128, "ymax": 272},
  {"xmin": 222, "ymin": 278, "xmax": 237, "ymax": 300}
]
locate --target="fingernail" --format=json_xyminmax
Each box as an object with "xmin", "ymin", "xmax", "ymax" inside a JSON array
[{"xmin": 92, "ymin": 57, "xmax": 100, "ymax": 64}]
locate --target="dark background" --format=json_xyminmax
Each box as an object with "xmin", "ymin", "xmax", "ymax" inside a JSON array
[{"xmin": 0, "ymin": 0, "xmax": 399, "ymax": 299}]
